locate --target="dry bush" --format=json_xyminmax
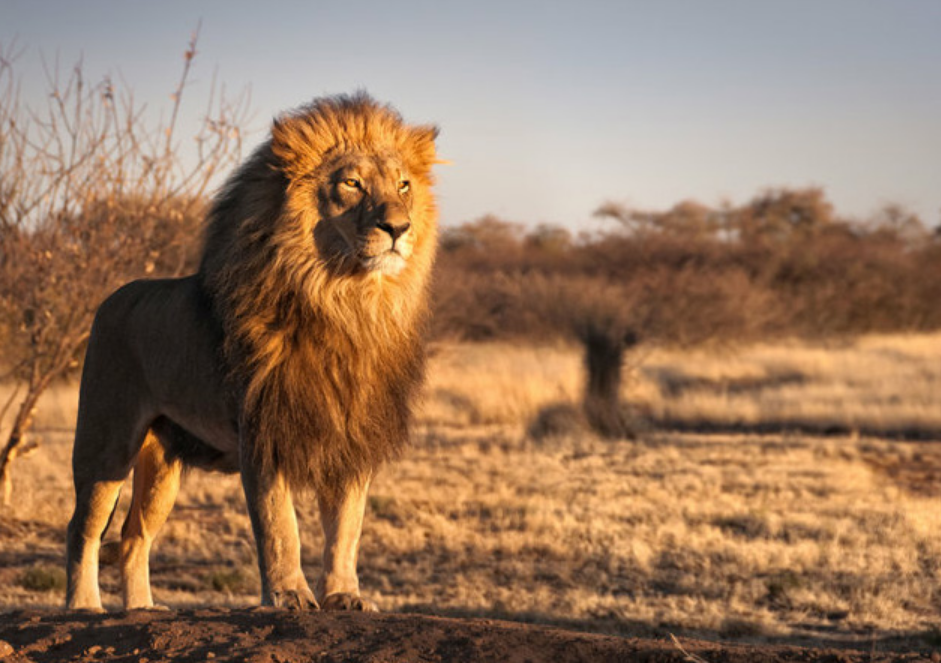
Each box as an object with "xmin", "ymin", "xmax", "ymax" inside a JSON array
[
  {"xmin": 432, "ymin": 191, "xmax": 941, "ymax": 347},
  {"xmin": 0, "ymin": 33, "xmax": 246, "ymax": 503},
  {"xmin": 527, "ymin": 275, "xmax": 642, "ymax": 439}
]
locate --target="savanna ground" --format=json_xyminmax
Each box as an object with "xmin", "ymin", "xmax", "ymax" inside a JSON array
[{"xmin": 2, "ymin": 333, "xmax": 941, "ymax": 661}]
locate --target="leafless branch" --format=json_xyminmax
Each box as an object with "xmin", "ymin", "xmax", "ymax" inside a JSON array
[{"xmin": 0, "ymin": 29, "xmax": 247, "ymax": 505}]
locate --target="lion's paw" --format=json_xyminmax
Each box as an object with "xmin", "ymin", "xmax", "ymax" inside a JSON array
[
  {"xmin": 126, "ymin": 604, "xmax": 172, "ymax": 612},
  {"xmin": 270, "ymin": 589, "xmax": 319, "ymax": 611},
  {"xmin": 321, "ymin": 593, "xmax": 379, "ymax": 612}
]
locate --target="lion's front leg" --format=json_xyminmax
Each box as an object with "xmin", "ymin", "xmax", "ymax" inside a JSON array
[
  {"xmin": 240, "ymin": 458, "xmax": 317, "ymax": 610},
  {"xmin": 316, "ymin": 475, "xmax": 378, "ymax": 612}
]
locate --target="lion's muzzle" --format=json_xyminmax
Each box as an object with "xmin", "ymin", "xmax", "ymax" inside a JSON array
[
  {"xmin": 360, "ymin": 204, "xmax": 414, "ymax": 276},
  {"xmin": 377, "ymin": 219, "xmax": 411, "ymax": 242}
]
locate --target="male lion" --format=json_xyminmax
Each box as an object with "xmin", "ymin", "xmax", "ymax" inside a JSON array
[{"xmin": 65, "ymin": 93, "xmax": 440, "ymax": 612}]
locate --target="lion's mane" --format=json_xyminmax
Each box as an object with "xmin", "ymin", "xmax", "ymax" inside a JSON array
[{"xmin": 198, "ymin": 94, "xmax": 439, "ymax": 499}]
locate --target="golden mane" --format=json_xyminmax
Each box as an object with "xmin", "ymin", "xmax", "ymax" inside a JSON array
[{"xmin": 198, "ymin": 93, "xmax": 439, "ymax": 499}]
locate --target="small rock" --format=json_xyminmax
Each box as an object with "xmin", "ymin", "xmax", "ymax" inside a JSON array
[
  {"xmin": 86, "ymin": 645, "xmax": 102, "ymax": 655},
  {"xmin": 0, "ymin": 640, "xmax": 14, "ymax": 658},
  {"xmin": 207, "ymin": 653, "xmax": 216, "ymax": 659}
]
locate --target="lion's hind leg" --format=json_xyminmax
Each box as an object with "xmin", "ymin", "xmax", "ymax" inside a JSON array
[
  {"xmin": 65, "ymin": 476, "xmax": 125, "ymax": 611},
  {"xmin": 120, "ymin": 428, "xmax": 182, "ymax": 610},
  {"xmin": 67, "ymin": 401, "xmax": 148, "ymax": 610},
  {"xmin": 66, "ymin": 411, "xmax": 155, "ymax": 611}
]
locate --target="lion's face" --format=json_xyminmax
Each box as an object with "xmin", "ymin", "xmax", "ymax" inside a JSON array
[
  {"xmin": 312, "ymin": 153, "xmax": 418, "ymax": 277},
  {"xmin": 243, "ymin": 95, "xmax": 439, "ymax": 289}
]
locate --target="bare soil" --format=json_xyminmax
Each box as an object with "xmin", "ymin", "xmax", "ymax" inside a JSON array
[{"xmin": 0, "ymin": 608, "xmax": 934, "ymax": 663}]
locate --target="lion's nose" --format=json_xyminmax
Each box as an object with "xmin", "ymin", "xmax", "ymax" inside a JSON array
[{"xmin": 377, "ymin": 219, "xmax": 411, "ymax": 241}]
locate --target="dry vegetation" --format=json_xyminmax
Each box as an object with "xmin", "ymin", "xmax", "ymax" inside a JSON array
[
  {"xmin": 638, "ymin": 335, "xmax": 941, "ymax": 438},
  {"xmin": 3, "ymin": 333, "xmax": 941, "ymax": 648},
  {"xmin": 0, "ymin": 33, "xmax": 245, "ymax": 502},
  {"xmin": 432, "ymin": 193, "xmax": 941, "ymax": 346}
]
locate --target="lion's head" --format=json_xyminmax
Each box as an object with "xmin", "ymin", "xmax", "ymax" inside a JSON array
[
  {"xmin": 200, "ymin": 93, "xmax": 439, "ymax": 303},
  {"xmin": 198, "ymin": 93, "xmax": 441, "ymax": 494},
  {"xmin": 271, "ymin": 94, "xmax": 437, "ymax": 281}
]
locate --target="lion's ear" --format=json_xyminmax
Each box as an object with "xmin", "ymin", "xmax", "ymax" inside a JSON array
[
  {"xmin": 271, "ymin": 115, "xmax": 319, "ymax": 176},
  {"xmin": 271, "ymin": 116, "xmax": 296, "ymax": 163},
  {"xmin": 405, "ymin": 125, "xmax": 439, "ymax": 178}
]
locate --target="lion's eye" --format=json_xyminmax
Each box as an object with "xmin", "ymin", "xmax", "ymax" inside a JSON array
[
  {"xmin": 342, "ymin": 178, "xmax": 361, "ymax": 190},
  {"xmin": 398, "ymin": 180, "xmax": 410, "ymax": 194}
]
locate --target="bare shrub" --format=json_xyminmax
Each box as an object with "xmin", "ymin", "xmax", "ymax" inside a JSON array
[
  {"xmin": 524, "ymin": 275, "xmax": 642, "ymax": 439},
  {"xmin": 0, "ymin": 33, "xmax": 246, "ymax": 504}
]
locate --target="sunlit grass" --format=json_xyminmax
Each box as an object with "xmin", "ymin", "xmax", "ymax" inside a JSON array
[{"xmin": 636, "ymin": 333, "xmax": 941, "ymax": 434}]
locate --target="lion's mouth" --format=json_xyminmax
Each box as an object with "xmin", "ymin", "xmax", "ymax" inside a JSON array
[{"xmin": 361, "ymin": 250, "xmax": 406, "ymax": 276}]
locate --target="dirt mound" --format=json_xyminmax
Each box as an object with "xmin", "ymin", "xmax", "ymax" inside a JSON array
[{"xmin": 0, "ymin": 608, "xmax": 929, "ymax": 663}]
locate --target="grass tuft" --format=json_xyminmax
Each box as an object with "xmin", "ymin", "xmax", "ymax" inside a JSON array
[
  {"xmin": 18, "ymin": 566, "xmax": 67, "ymax": 593},
  {"xmin": 206, "ymin": 567, "xmax": 254, "ymax": 594}
]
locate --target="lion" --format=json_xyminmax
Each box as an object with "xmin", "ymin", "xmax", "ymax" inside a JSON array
[{"xmin": 65, "ymin": 93, "xmax": 440, "ymax": 612}]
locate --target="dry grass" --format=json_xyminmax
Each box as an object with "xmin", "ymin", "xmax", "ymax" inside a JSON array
[
  {"xmin": 2, "ymin": 333, "xmax": 941, "ymax": 647},
  {"xmin": 419, "ymin": 342, "xmax": 583, "ymax": 426},
  {"xmin": 420, "ymin": 333, "xmax": 941, "ymax": 437},
  {"xmin": 636, "ymin": 333, "xmax": 941, "ymax": 435}
]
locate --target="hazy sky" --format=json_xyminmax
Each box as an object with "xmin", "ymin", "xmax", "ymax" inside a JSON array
[{"xmin": 2, "ymin": 0, "xmax": 940, "ymax": 229}]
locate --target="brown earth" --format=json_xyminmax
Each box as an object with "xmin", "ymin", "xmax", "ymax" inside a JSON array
[{"xmin": 0, "ymin": 608, "xmax": 935, "ymax": 663}]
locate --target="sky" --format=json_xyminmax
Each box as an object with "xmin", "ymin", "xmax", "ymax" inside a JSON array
[{"xmin": 2, "ymin": 0, "xmax": 940, "ymax": 230}]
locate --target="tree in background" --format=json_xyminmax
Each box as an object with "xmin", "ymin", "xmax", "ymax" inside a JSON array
[
  {"xmin": 569, "ymin": 287, "xmax": 641, "ymax": 440},
  {"xmin": 734, "ymin": 186, "xmax": 837, "ymax": 244},
  {"xmin": 868, "ymin": 202, "xmax": 929, "ymax": 248},
  {"xmin": 0, "ymin": 32, "xmax": 247, "ymax": 504},
  {"xmin": 524, "ymin": 275, "xmax": 647, "ymax": 440},
  {"xmin": 594, "ymin": 199, "xmax": 724, "ymax": 241},
  {"xmin": 439, "ymin": 214, "xmax": 524, "ymax": 256}
]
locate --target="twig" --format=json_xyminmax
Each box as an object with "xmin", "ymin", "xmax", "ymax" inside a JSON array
[
  {"xmin": 0, "ymin": 381, "xmax": 22, "ymax": 429},
  {"xmin": 669, "ymin": 634, "xmax": 708, "ymax": 663}
]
